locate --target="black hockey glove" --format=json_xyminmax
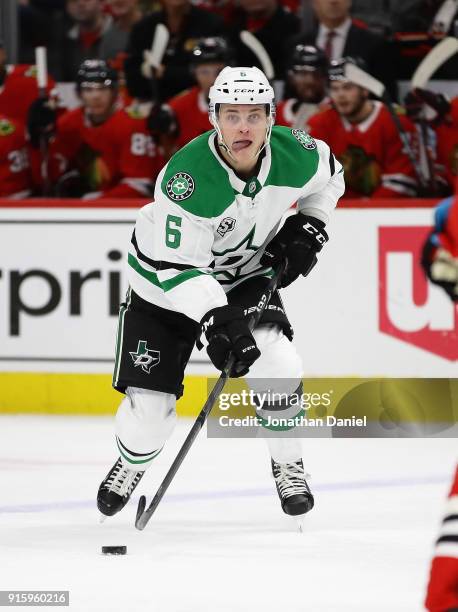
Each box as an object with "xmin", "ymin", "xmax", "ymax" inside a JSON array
[
  {"xmin": 198, "ymin": 305, "xmax": 261, "ymax": 377},
  {"xmin": 27, "ymin": 97, "xmax": 57, "ymax": 148},
  {"xmin": 147, "ymin": 104, "xmax": 178, "ymax": 137},
  {"xmin": 261, "ymin": 214, "xmax": 328, "ymax": 288},
  {"xmin": 404, "ymin": 88, "xmax": 451, "ymax": 125}
]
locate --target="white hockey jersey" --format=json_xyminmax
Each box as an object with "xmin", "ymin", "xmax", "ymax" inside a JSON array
[{"xmin": 128, "ymin": 125, "xmax": 345, "ymax": 322}]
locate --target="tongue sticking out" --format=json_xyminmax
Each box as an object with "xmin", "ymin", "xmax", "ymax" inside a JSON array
[{"xmin": 232, "ymin": 140, "xmax": 252, "ymax": 152}]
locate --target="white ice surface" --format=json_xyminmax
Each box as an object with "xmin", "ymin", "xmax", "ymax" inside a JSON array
[{"xmin": 0, "ymin": 415, "xmax": 456, "ymax": 612}]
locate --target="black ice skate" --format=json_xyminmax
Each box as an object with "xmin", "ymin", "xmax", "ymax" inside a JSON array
[
  {"xmin": 271, "ymin": 458, "xmax": 314, "ymax": 516},
  {"xmin": 97, "ymin": 457, "xmax": 144, "ymax": 518}
]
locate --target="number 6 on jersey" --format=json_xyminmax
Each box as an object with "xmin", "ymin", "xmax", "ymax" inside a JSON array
[{"xmin": 165, "ymin": 214, "xmax": 182, "ymax": 248}]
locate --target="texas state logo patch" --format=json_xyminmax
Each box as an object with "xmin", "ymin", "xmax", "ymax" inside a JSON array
[
  {"xmin": 291, "ymin": 129, "xmax": 316, "ymax": 150},
  {"xmin": 166, "ymin": 172, "xmax": 195, "ymax": 201}
]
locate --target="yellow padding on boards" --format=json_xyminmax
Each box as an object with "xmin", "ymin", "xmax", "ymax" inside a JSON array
[{"xmin": 0, "ymin": 373, "xmax": 208, "ymax": 415}]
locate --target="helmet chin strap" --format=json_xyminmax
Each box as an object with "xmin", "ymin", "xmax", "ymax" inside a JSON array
[{"xmin": 211, "ymin": 115, "xmax": 273, "ymax": 163}]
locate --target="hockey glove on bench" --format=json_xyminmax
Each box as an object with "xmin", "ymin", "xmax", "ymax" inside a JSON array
[
  {"xmin": 198, "ymin": 305, "xmax": 260, "ymax": 377},
  {"xmin": 261, "ymin": 214, "xmax": 328, "ymax": 288}
]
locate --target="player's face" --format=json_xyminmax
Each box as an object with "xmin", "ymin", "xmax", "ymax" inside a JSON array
[
  {"xmin": 291, "ymin": 71, "xmax": 326, "ymax": 103},
  {"xmin": 329, "ymin": 80, "xmax": 367, "ymax": 117},
  {"xmin": 80, "ymin": 87, "xmax": 116, "ymax": 122},
  {"xmin": 218, "ymin": 104, "xmax": 268, "ymax": 170},
  {"xmin": 195, "ymin": 63, "xmax": 225, "ymax": 95}
]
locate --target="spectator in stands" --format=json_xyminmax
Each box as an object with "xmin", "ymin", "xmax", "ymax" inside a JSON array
[
  {"xmin": 27, "ymin": 60, "xmax": 163, "ymax": 198},
  {"xmin": 288, "ymin": 0, "xmax": 397, "ymax": 98},
  {"xmin": 99, "ymin": 0, "xmax": 143, "ymax": 64},
  {"xmin": 228, "ymin": 0, "xmax": 300, "ymax": 79},
  {"xmin": 308, "ymin": 57, "xmax": 417, "ymax": 199},
  {"xmin": 165, "ymin": 37, "xmax": 232, "ymax": 149},
  {"xmin": 58, "ymin": 0, "xmax": 113, "ymax": 81},
  {"xmin": 0, "ymin": 114, "xmax": 32, "ymax": 198},
  {"xmin": 124, "ymin": 0, "xmax": 225, "ymax": 103},
  {"xmin": 404, "ymin": 88, "xmax": 457, "ymax": 196},
  {"xmin": 0, "ymin": 39, "xmax": 56, "ymax": 125},
  {"xmin": 276, "ymin": 45, "xmax": 329, "ymax": 129}
]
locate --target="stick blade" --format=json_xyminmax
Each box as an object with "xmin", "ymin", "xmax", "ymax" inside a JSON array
[
  {"xmin": 344, "ymin": 63, "xmax": 386, "ymax": 98},
  {"xmin": 135, "ymin": 495, "xmax": 147, "ymax": 530},
  {"xmin": 150, "ymin": 23, "xmax": 170, "ymax": 68},
  {"xmin": 240, "ymin": 30, "xmax": 275, "ymax": 80},
  {"xmin": 411, "ymin": 37, "xmax": 458, "ymax": 89}
]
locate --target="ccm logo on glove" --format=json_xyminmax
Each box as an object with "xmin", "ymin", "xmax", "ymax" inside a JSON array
[
  {"xmin": 261, "ymin": 214, "xmax": 329, "ymax": 288},
  {"xmin": 197, "ymin": 305, "xmax": 260, "ymax": 377}
]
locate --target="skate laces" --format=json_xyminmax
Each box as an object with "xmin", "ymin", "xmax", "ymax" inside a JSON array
[
  {"xmin": 105, "ymin": 460, "xmax": 141, "ymax": 498},
  {"xmin": 273, "ymin": 461, "xmax": 310, "ymax": 498}
]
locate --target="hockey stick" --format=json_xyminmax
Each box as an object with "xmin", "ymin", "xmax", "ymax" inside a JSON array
[
  {"xmin": 344, "ymin": 63, "xmax": 429, "ymax": 192},
  {"xmin": 240, "ymin": 30, "xmax": 275, "ymax": 80},
  {"xmin": 135, "ymin": 260, "xmax": 286, "ymax": 530},
  {"xmin": 410, "ymin": 37, "xmax": 458, "ymax": 194},
  {"xmin": 35, "ymin": 46, "xmax": 51, "ymax": 196},
  {"xmin": 141, "ymin": 23, "xmax": 170, "ymax": 81},
  {"xmin": 411, "ymin": 36, "xmax": 458, "ymax": 89}
]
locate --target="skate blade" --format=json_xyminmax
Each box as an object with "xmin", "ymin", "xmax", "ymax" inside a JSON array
[
  {"xmin": 294, "ymin": 516, "xmax": 305, "ymax": 533},
  {"xmin": 99, "ymin": 513, "xmax": 108, "ymax": 524}
]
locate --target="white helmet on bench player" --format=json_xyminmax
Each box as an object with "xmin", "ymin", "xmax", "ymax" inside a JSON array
[{"xmin": 208, "ymin": 66, "xmax": 276, "ymax": 157}]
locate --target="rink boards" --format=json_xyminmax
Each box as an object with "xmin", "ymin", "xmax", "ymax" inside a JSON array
[{"xmin": 0, "ymin": 200, "xmax": 456, "ymax": 415}]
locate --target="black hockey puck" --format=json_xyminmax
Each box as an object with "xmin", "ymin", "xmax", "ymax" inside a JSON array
[{"xmin": 101, "ymin": 546, "xmax": 127, "ymax": 555}]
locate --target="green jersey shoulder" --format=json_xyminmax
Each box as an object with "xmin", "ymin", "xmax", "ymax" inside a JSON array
[
  {"xmin": 266, "ymin": 125, "xmax": 320, "ymax": 188},
  {"xmin": 160, "ymin": 130, "xmax": 234, "ymax": 219},
  {"xmin": 159, "ymin": 125, "xmax": 321, "ymax": 219}
]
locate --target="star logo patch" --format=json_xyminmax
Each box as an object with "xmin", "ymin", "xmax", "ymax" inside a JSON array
[
  {"xmin": 129, "ymin": 340, "xmax": 160, "ymax": 374},
  {"xmin": 166, "ymin": 172, "xmax": 195, "ymax": 201}
]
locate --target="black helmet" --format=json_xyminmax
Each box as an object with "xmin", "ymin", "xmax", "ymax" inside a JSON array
[
  {"xmin": 76, "ymin": 59, "xmax": 118, "ymax": 91},
  {"xmin": 289, "ymin": 45, "xmax": 328, "ymax": 75},
  {"xmin": 328, "ymin": 56, "xmax": 367, "ymax": 81},
  {"xmin": 191, "ymin": 37, "xmax": 233, "ymax": 66}
]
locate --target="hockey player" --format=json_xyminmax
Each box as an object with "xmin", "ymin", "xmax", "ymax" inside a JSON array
[
  {"xmin": 167, "ymin": 37, "xmax": 233, "ymax": 149},
  {"xmin": 308, "ymin": 57, "xmax": 418, "ymax": 199},
  {"xmin": 421, "ymin": 176, "xmax": 458, "ymax": 302},
  {"xmin": 0, "ymin": 39, "xmax": 56, "ymax": 126},
  {"xmin": 27, "ymin": 59, "xmax": 163, "ymax": 198},
  {"xmin": 276, "ymin": 45, "xmax": 329, "ymax": 130},
  {"xmin": 0, "ymin": 114, "xmax": 32, "ymax": 198},
  {"xmin": 425, "ymin": 465, "xmax": 458, "ymax": 611},
  {"xmin": 97, "ymin": 66, "xmax": 344, "ymax": 520}
]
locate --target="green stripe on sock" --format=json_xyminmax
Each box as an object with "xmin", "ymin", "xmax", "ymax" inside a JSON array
[{"xmin": 116, "ymin": 439, "xmax": 163, "ymax": 465}]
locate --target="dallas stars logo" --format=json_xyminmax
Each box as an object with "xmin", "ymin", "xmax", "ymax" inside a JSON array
[
  {"xmin": 129, "ymin": 340, "xmax": 160, "ymax": 374},
  {"xmin": 166, "ymin": 172, "xmax": 195, "ymax": 201},
  {"xmin": 291, "ymin": 129, "xmax": 316, "ymax": 150}
]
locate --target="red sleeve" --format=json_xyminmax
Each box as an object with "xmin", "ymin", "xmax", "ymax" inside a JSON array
[
  {"xmin": 99, "ymin": 113, "xmax": 164, "ymax": 198},
  {"xmin": 425, "ymin": 466, "xmax": 458, "ymax": 612},
  {"xmin": 372, "ymin": 112, "xmax": 417, "ymax": 198},
  {"xmin": 307, "ymin": 111, "xmax": 332, "ymax": 142}
]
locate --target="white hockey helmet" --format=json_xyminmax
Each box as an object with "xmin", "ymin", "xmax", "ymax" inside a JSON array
[{"xmin": 208, "ymin": 66, "xmax": 276, "ymax": 157}]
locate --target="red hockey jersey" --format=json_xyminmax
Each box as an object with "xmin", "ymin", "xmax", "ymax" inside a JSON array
[
  {"xmin": 435, "ymin": 97, "xmax": 458, "ymax": 190},
  {"xmin": 47, "ymin": 105, "xmax": 163, "ymax": 198},
  {"xmin": 168, "ymin": 86, "xmax": 212, "ymax": 149},
  {"xmin": 308, "ymin": 101, "xmax": 418, "ymax": 198},
  {"xmin": 0, "ymin": 65, "xmax": 56, "ymax": 125},
  {"xmin": 276, "ymin": 98, "xmax": 329, "ymax": 130},
  {"xmin": 425, "ymin": 465, "xmax": 458, "ymax": 612},
  {"xmin": 0, "ymin": 115, "xmax": 32, "ymax": 198}
]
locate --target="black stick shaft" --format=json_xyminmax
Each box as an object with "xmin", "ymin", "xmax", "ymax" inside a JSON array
[{"xmin": 135, "ymin": 262, "xmax": 285, "ymax": 530}]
